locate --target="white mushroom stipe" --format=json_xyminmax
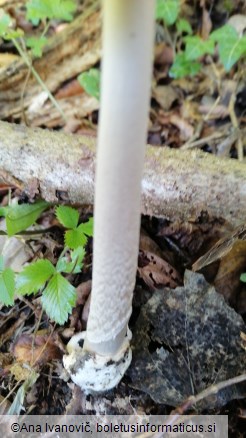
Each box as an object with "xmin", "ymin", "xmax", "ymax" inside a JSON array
[
  {"xmin": 63, "ymin": 329, "xmax": 132, "ymax": 393},
  {"xmin": 64, "ymin": 0, "xmax": 155, "ymax": 391}
]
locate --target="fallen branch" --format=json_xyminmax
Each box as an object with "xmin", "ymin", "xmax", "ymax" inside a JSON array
[{"xmin": 0, "ymin": 121, "xmax": 246, "ymax": 226}]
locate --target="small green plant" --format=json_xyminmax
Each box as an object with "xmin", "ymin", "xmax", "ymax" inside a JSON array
[
  {"xmin": 26, "ymin": 0, "xmax": 76, "ymax": 25},
  {"xmin": 155, "ymin": 0, "xmax": 246, "ymax": 78},
  {"xmin": 0, "ymin": 200, "xmax": 49, "ymax": 236},
  {"xmin": 0, "ymin": 202, "xmax": 93, "ymax": 324},
  {"xmin": 156, "ymin": 0, "xmax": 180, "ymax": 26},
  {"xmin": 56, "ymin": 205, "xmax": 93, "ymax": 249},
  {"xmin": 16, "ymin": 255, "xmax": 77, "ymax": 324},
  {"xmin": 78, "ymin": 68, "xmax": 100, "ymax": 100}
]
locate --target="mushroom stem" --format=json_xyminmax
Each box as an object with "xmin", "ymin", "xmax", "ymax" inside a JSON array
[{"xmin": 63, "ymin": 0, "xmax": 155, "ymax": 392}]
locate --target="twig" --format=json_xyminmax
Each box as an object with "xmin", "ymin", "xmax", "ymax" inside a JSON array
[{"xmin": 228, "ymin": 92, "xmax": 243, "ymax": 161}]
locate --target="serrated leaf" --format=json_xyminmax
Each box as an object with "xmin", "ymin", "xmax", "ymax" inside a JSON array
[
  {"xmin": 56, "ymin": 247, "xmax": 85, "ymax": 274},
  {"xmin": 155, "ymin": 0, "xmax": 180, "ymax": 26},
  {"xmin": 78, "ymin": 217, "xmax": 93, "ymax": 236},
  {"xmin": 65, "ymin": 228, "xmax": 87, "ymax": 250},
  {"xmin": 26, "ymin": 0, "xmax": 76, "ymax": 24},
  {"xmin": 26, "ymin": 36, "xmax": 47, "ymax": 57},
  {"xmin": 240, "ymin": 273, "xmax": 246, "ymax": 283},
  {"xmin": 78, "ymin": 68, "xmax": 100, "ymax": 100},
  {"xmin": 41, "ymin": 273, "xmax": 76, "ymax": 324},
  {"xmin": 176, "ymin": 18, "xmax": 192, "ymax": 35},
  {"xmin": 55, "ymin": 205, "xmax": 79, "ymax": 229},
  {"xmin": 0, "ymin": 268, "xmax": 15, "ymax": 306},
  {"xmin": 185, "ymin": 36, "xmax": 214, "ymax": 60},
  {"xmin": 16, "ymin": 259, "xmax": 55, "ymax": 295},
  {"xmin": 169, "ymin": 52, "xmax": 201, "ymax": 78},
  {"xmin": 6, "ymin": 200, "xmax": 49, "ymax": 236}
]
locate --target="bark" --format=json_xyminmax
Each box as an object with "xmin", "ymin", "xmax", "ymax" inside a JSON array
[{"xmin": 0, "ymin": 120, "xmax": 245, "ymax": 227}]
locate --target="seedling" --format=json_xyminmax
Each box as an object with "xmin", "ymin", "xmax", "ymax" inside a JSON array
[{"xmin": 0, "ymin": 203, "xmax": 92, "ymax": 324}]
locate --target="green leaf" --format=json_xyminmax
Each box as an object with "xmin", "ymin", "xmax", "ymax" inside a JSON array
[
  {"xmin": 240, "ymin": 273, "xmax": 246, "ymax": 283},
  {"xmin": 210, "ymin": 24, "xmax": 246, "ymax": 71},
  {"xmin": 0, "ymin": 206, "xmax": 7, "ymax": 217},
  {"xmin": 78, "ymin": 68, "xmax": 100, "ymax": 100},
  {"xmin": 78, "ymin": 217, "xmax": 93, "ymax": 236},
  {"xmin": 6, "ymin": 200, "xmax": 49, "ymax": 236},
  {"xmin": 210, "ymin": 24, "xmax": 238, "ymax": 44},
  {"xmin": 41, "ymin": 272, "xmax": 76, "ymax": 324},
  {"xmin": 26, "ymin": 36, "xmax": 47, "ymax": 57},
  {"xmin": 219, "ymin": 36, "xmax": 246, "ymax": 71},
  {"xmin": 0, "ymin": 267, "xmax": 15, "ymax": 306},
  {"xmin": 56, "ymin": 247, "xmax": 85, "ymax": 274},
  {"xmin": 176, "ymin": 18, "xmax": 192, "ymax": 35},
  {"xmin": 169, "ymin": 52, "xmax": 201, "ymax": 78},
  {"xmin": 0, "ymin": 13, "xmax": 11, "ymax": 36},
  {"xmin": 0, "ymin": 13, "xmax": 23, "ymax": 40},
  {"xmin": 155, "ymin": 0, "xmax": 180, "ymax": 26},
  {"xmin": 26, "ymin": 0, "xmax": 76, "ymax": 24},
  {"xmin": 4, "ymin": 28, "xmax": 24, "ymax": 40},
  {"xmin": 185, "ymin": 36, "xmax": 214, "ymax": 60},
  {"xmin": 65, "ymin": 228, "xmax": 87, "ymax": 250},
  {"xmin": 55, "ymin": 205, "xmax": 79, "ymax": 229},
  {"xmin": 16, "ymin": 259, "xmax": 55, "ymax": 295}
]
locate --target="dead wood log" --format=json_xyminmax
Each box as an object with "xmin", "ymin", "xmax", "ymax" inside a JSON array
[{"xmin": 0, "ymin": 120, "xmax": 246, "ymax": 226}]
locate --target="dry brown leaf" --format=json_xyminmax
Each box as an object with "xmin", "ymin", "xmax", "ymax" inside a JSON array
[
  {"xmin": 76, "ymin": 280, "xmax": 92, "ymax": 305},
  {"xmin": 12, "ymin": 332, "xmax": 63, "ymax": 367},
  {"xmin": 139, "ymin": 230, "xmax": 163, "ymax": 258},
  {"xmin": 10, "ymin": 363, "xmax": 34, "ymax": 382},
  {"xmin": 154, "ymin": 42, "xmax": 174, "ymax": 66},
  {"xmin": 193, "ymin": 223, "xmax": 246, "ymax": 271},
  {"xmin": 157, "ymin": 217, "xmax": 224, "ymax": 257},
  {"xmin": 0, "ymin": 53, "xmax": 20, "ymax": 69},
  {"xmin": 201, "ymin": 7, "xmax": 212, "ymax": 40},
  {"xmin": 153, "ymin": 86, "xmax": 179, "ymax": 111},
  {"xmin": 214, "ymin": 240, "xmax": 246, "ymax": 305},
  {"xmin": 138, "ymin": 249, "xmax": 181, "ymax": 290},
  {"xmin": 55, "ymin": 79, "xmax": 84, "ymax": 99},
  {"xmin": 169, "ymin": 113, "xmax": 194, "ymax": 140}
]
